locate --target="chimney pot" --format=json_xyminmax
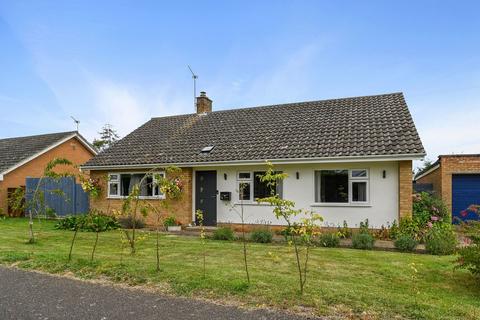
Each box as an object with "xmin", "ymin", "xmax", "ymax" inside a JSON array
[{"xmin": 196, "ymin": 91, "xmax": 212, "ymax": 114}]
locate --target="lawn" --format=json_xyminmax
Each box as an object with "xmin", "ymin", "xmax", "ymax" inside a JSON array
[{"xmin": 0, "ymin": 218, "xmax": 478, "ymax": 319}]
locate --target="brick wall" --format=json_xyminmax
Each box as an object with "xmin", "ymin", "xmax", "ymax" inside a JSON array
[
  {"xmin": 398, "ymin": 160, "xmax": 413, "ymax": 219},
  {"xmin": 89, "ymin": 168, "xmax": 193, "ymax": 226},
  {"xmin": 416, "ymin": 166, "xmax": 442, "ymax": 197},
  {"xmin": 439, "ymin": 156, "xmax": 480, "ymax": 212},
  {"xmin": 0, "ymin": 137, "xmax": 95, "ymax": 216}
]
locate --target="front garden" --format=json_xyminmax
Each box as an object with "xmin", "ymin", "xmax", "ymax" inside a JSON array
[
  {"xmin": 2, "ymin": 159, "xmax": 480, "ymax": 319},
  {"xmin": 0, "ymin": 217, "xmax": 479, "ymax": 320}
]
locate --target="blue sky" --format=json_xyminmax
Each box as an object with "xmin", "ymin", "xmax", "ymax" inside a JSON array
[{"xmin": 0, "ymin": 1, "xmax": 479, "ymax": 166}]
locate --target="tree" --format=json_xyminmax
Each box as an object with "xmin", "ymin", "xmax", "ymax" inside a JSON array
[
  {"xmin": 92, "ymin": 124, "xmax": 120, "ymax": 152},
  {"xmin": 257, "ymin": 162, "xmax": 322, "ymax": 295},
  {"xmin": 9, "ymin": 158, "xmax": 74, "ymax": 244}
]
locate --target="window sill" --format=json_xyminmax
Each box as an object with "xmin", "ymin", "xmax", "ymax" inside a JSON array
[
  {"xmin": 233, "ymin": 202, "xmax": 272, "ymax": 206},
  {"xmin": 107, "ymin": 196, "xmax": 165, "ymax": 200},
  {"xmin": 310, "ymin": 203, "xmax": 371, "ymax": 208}
]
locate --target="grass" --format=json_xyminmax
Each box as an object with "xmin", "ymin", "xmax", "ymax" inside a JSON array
[{"xmin": 0, "ymin": 217, "xmax": 479, "ymax": 319}]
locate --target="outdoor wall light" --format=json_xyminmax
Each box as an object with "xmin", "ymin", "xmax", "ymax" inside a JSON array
[
  {"xmin": 383, "ymin": 170, "xmax": 386, "ymax": 179},
  {"xmin": 296, "ymin": 172, "xmax": 300, "ymax": 179},
  {"xmin": 224, "ymin": 173, "xmax": 227, "ymax": 180}
]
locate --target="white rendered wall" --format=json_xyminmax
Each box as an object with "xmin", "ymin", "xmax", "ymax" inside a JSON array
[{"xmin": 192, "ymin": 161, "xmax": 400, "ymax": 228}]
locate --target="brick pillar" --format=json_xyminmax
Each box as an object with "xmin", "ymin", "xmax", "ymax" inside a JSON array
[{"xmin": 398, "ymin": 160, "xmax": 413, "ymax": 219}]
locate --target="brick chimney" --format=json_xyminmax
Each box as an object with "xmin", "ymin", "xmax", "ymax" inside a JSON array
[{"xmin": 196, "ymin": 91, "xmax": 212, "ymax": 114}]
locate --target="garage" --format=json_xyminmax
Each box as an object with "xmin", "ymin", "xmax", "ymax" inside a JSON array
[
  {"xmin": 452, "ymin": 174, "xmax": 480, "ymax": 223},
  {"xmin": 415, "ymin": 154, "xmax": 480, "ymax": 223}
]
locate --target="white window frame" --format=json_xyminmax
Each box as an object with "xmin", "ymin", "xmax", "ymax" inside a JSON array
[
  {"xmin": 314, "ymin": 168, "xmax": 370, "ymax": 205},
  {"xmin": 237, "ymin": 171, "xmax": 252, "ymax": 201},
  {"xmin": 236, "ymin": 170, "xmax": 283, "ymax": 202},
  {"xmin": 349, "ymin": 169, "xmax": 369, "ymax": 204},
  {"xmin": 107, "ymin": 172, "xmax": 166, "ymax": 200}
]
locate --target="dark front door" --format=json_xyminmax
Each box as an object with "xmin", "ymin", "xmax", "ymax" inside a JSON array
[{"xmin": 195, "ymin": 171, "xmax": 217, "ymax": 226}]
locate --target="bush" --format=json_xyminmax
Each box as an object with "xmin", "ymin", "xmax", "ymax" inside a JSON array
[
  {"xmin": 318, "ymin": 233, "xmax": 340, "ymax": 247},
  {"xmin": 394, "ymin": 234, "xmax": 418, "ymax": 252},
  {"xmin": 212, "ymin": 227, "xmax": 235, "ymax": 241},
  {"xmin": 352, "ymin": 232, "xmax": 375, "ymax": 250},
  {"xmin": 118, "ymin": 216, "xmax": 146, "ymax": 229},
  {"xmin": 55, "ymin": 214, "xmax": 119, "ymax": 232},
  {"xmin": 413, "ymin": 192, "xmax": 449, "ymax": 226},
  {"xmin": 425, "ymin": 223, "xmax": 457, "ymax": 255},
  {"xmin": 337, "ymin": 220, "xmax": 352, "ymax": 239},
  {"xmin": 456, "ymin": 215, "xmax": 480, "ymax": 277},
  {"xmin": 163, "ymin": 216, "xmax": 179, "ymax": 227},
  {"xmin": 55, "ymin": 215, "xmax": 82, "ymax": 231},
  {"xmin": 396, "ymin": 217, "xmax": 423, "ymax": 241},
  {"xmin": 250, "ymin": 229, "xmax": 273, "ymax": 243}
]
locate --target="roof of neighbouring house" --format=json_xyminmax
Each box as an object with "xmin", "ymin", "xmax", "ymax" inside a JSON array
[
  {"xmin": 0, "ymin": 131, "xmax": 96, "ymax": 175},
  {"xmin": 83, "ymin": 92, "xmax": 425, "ymax": 168}
]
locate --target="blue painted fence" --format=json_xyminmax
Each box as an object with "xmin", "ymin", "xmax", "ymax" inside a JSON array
[{"xmin": 25, "ymin": 177, "xmax": 89, "ymax": 216}]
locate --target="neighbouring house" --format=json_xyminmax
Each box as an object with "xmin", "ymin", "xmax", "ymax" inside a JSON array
[
  {"xmin": 0, "ymin": 131, "xmax": 97, "ymax": 216},
  {"xmin": 81, "ymin": 92, "xmax": 425, "ymax": 228},
  {"xmin": 415, "ymin": 155, "xmax": 480, "ymax": 223}
]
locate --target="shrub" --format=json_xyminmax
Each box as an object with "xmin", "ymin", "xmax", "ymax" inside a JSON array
[
  {"xmin": 394, "ymin": 234, "xmax": 418, "ymax": 252},
  {"xmin": 250, "ymin": 229, "xmax": 273, "ymax": 243},
  {"xmin": 278, "ymin": 226, "xmax": 294, "ymax": 241},
  {"xmin": 425, "ymin": 223, "xmax": 457, "ymax": 255},
  {"xmin": 337, "ymin": 220, "xmax": 352, "ymax": 239},
  {"xmin": 212, "ymin": 227, "xmax": 235, "ymax": 241},
  {"xmin": 456, "ymin": 213, "xmax": 480, "ymax": 277},
  {"xmin": 352, "ymin": 232, "xmax": 375, "ymax": 250},
  {"xmin": 55, "ymin": 214, "xmax": 119, "ymax": 231},
  {"xmin": 396, "ymin": 217, "xmax": 423, "ymax": 241},
  {"xmin": 318, "ymin": 233, "xmax": 340, "ymax": 247},
  {"xmin": 163, "ymin": 216, "xmax": 179, "ymax": 227},
  {"xmin": 118, "ymin": 216, "xmax": 146, "ymax": 229},
  {"xmin": 359, "ymin": 219, "xmax": 371, "ymax": 234},
  {"xmin": 413, "ymin": 192, "xmax": 449, "ymax": 226}
]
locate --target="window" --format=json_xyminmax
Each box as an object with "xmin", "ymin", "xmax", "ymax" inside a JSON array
[
  {"xmin": 108, "ymin": 172, "xmax": 164, "ymax": 199},
  {"xmin": 237, "ymin": 171, "xmax": 283, "ymax": 201},
  {"xmin": 314, "ymin": 169, "xmax": 369, "ymax": 204}
]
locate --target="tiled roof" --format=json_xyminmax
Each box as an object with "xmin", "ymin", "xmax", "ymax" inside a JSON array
[
  {"xmin": 0, "ymin": 131, "xmax": 78, "ymax": 173},
  {"xmin": 83, "ymin": 92, "xmax": 425, "ymax": 168}
]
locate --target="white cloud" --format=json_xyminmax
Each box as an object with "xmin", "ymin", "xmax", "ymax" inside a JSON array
[{"xmin": 89, "ymin": 79, "xmax": 149, "ymax": 138}]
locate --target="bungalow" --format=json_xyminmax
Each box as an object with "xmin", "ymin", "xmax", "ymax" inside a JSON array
[
  {"xmin": 0, "ymin": 131, "xmax": 97, "ymax": 216},
  {"xmin": 81, "ymin": 92, "xmax": 425, "ymax": 228}
]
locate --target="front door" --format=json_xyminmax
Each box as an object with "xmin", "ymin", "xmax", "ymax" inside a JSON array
[{"xmin": 195, "ymin": 171, "xmax": 217, "ymax": 226}]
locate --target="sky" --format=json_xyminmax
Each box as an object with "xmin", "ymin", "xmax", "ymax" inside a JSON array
[{"xmin": 0, "ymin": 1, "xmax": 479, "ymax": 168}]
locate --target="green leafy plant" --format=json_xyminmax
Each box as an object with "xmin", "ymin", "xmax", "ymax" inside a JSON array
[
  {"xmin": 336, "ymin": 220, "xmax": 352, "ymax": 239},
  {"xmin": 250, "ymin": 228, "xmax": 273, "ymax": 243},
  {"xmin": 425, "ymin": 223, "xmax": 457, "ymax": 255},
  {"xmin": 317, "ymin": 232, "xmax": 340, "ymax": 247},
  {"xmin": 456, "ymin": 205, "xmax": 480, "ymax": 277},
  {"xmin": 257, "ymin": 162, "xmax": 323, "ymax": 295},
  {"xmin": 394, "ymin": 234, "xmax": 418, "ymax": 252},
  {"xmin": 413, "ymin": 192, "xmax": 449, "ymax": 227},
  {"xmin": 359, "ymin": 219, "xmax": 371, "ymax": 234},
  {"xmin": 212, "ymin": 227, "xmax": 235, "ymax": 241},
  {"xmin": 352, "ymin": 232, "xmax": 375, "ymax": 250},
  {"xmin": 9, "ymin": 158, "xmax": 74, "ymax": 244},
  {"xmin": 163, "ymin": 216, "xmax": 178, "ymax": 227}
]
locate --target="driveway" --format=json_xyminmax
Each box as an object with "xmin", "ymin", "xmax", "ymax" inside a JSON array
[{"xmin": 0, "ymin": 267, "xmax": 317, "ymax": 320}]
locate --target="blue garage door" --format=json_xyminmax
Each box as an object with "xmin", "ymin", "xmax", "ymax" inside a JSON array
[{"xmin": 452, "ymin": 174, "xmax": 480, "ymax": 223}]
